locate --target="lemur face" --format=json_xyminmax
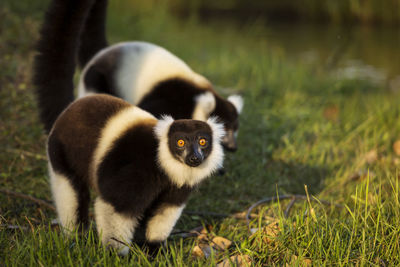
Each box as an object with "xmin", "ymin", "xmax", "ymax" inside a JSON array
[{"xmin": 168, "ymin": 120, "xmax": 213, "ymax": 167}]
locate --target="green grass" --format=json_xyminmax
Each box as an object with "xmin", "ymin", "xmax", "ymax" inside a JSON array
[
  {"xmin": 1, "ymin": 0, "xmax": 400, "ymax": 265},
  {"xmin": 173, "ymin": 0, "xmax": 400, "ymax": 25}
]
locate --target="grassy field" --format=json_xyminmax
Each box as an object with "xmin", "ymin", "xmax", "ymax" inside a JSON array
[{"xmin": 1, "ymin": 0, "xmax": 400, "ymax": 265}]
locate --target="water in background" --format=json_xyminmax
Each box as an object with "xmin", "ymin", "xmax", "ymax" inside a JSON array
[{"xmin": 262, "ymin": 23, "xmax": 400, "ymax": 91}]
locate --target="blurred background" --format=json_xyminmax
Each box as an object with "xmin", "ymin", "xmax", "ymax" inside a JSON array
[{"xmin": 110, "ymin": 0, "xmax": 400, "ymax": 91}]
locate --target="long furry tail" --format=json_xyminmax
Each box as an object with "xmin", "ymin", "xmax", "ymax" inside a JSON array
[
  {"xmin": 33, "ymin": 0, "xmax": 96, "ymax": 133},
  {"xmin": 78, "ymin": 0, "xmax": 109, "ymax": 68}
]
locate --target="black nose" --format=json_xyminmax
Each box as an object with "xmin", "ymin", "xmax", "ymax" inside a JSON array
[
  {"xmin": 189, "ymin": 155, "xmax": 201, "ymax": 164},
  {"xmin": 186, "ymin": 155, "xmax": 202, "ymax": 167}
]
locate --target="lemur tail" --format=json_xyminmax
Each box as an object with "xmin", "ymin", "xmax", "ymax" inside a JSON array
[
  {"xmin": 78, "ymin": 0, "xmax": 109, "ymax": 68},
  {"xmin": 33, "ymin": 0, "xmax": 108, "ymax": 133}
]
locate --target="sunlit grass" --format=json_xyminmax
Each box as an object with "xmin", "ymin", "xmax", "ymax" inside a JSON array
[{"xmin": 1, "ymin": 0, "xmax": 400, "ymax": 265}]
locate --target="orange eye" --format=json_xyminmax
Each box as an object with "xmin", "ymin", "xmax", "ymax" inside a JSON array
[
  {"xmin": 199, "ymin": 138, "xmax": 206, "ymax": 146},
  {"xmin": 177, "ymin": 139, "xmax": 185, "ymax": 147}
]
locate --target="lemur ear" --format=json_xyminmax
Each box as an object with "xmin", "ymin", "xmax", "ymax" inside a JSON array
[
  {"xmin": 154, "ymin": 115, "xmax": 174, "ymax": 140},
  {"xmin": 193, "ymin": 92, "xmax": 216, "ymax": 121},
  {"xmin": 207, "ymin": 116, "xmax": 226, "ymax": 142},
  {"xmin": 227, "ymin": 95, "xmax": 244, "ymax": 114}
]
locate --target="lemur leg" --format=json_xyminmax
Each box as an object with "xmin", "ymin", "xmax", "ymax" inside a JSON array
[
  {"xmin": 49, "ymin": 164, "xmax": 90, "ymax": 233},
  {"xmin": 144, "ymin": 186, "xmax": 191, "ymax": 247},
  {"xmin": 145, "ymin": 204, "xmax": 186, "ymax": 244},
  {"xmin": 94, "ymin": 197, "xmax": 139, "ymax": 256}
]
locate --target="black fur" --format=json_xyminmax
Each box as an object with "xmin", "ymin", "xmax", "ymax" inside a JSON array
[
  {"xmin": 139, "ymin": 78, "xmax": 240, "ymax": 151},
  {"xmin": 97, "ymin": 122, "xmax": 171, "ymax": 215},
  {"xmin": 138, "ymin": 78, "xmax": 238, "ymax": 137},
  {"xmin": 48, "ymin": 95, "xmax": 216, "ymax": 246},
  {"xmin": 83, "ymin": 47, "xmax": 121, "ymax": 95},
  {"xmin": 33, "ymin": 0, "xmax": 96, "ymax": 133},
  {"xmin": 78, "ymin": 0, "xmax": 109, "ymax": 68},
  {"xmin": 138, "ymin": 79, "xmax": 204, "ymax": 119},
  {"xmin": 48, "ymin": 95, "xmax": 130, "ymax": 224},
  {"xmin": 212, "ymin": 95, "xmax": 239, "ymax": 132},
  {"xmin": 212, "ymin": 94, "xmax": 239, "ymax": 151}
]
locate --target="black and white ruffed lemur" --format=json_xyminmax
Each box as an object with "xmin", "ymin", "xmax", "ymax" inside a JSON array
[
  {"xmin": 47, "ymin": 94, "xmax": 224, "ymax": 255},
  {"xmin": 33, "ymin": 0, "xmax": 225, "ymax": 255},
  {"xmin": 35, "ymin": 0, "xmax": 243, "ymax": 151},
  {"xmin": 78, "ymin": 41, "xmax": 243, "ymax": 151}
]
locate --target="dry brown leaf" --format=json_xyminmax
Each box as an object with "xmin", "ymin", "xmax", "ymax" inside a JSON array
[
  {"xmin": 393, "ymin": 140, "xmax": 400, "ymax": 156},
  {"xmin": 212, "ymin": 236, "xmax": 232, "ymax": 251},
  {"xmin": 192, "ymin": 244, "xmax": 216, "ymax": 259},
  {"xmin": 201, "ymin": 225, "xmax": 213, "ymax": 234},
  {"xmin": 192, "ymin": 245, "xmax": 205, "ymax": 258},
  {"xmin": 187, "ymin": 225, "xmax": 212, "ymax": 241},
  {"xmin": 192, "ymin": 227, "xmax": 231, "ymax": 258},
  {"xmin": 232, "ymin": 211, "xmax": 257, "ymax": 220},
  {"xmin": 189, "ymin": 225, "xmax": 212, "ymax": 235},
  {"xmin": 198, "ymin": 225, "xmax": 212, "ymax": 240},
  {"xmin": 217, "ymin": 255, "xmax": 252, "ymax": 267},
  {"xmin": 249, "ymin": 221, "xmax": 280, "ymax": 245},
  {"xmin": 197, "ymin": 234, "xmax": 207, "ymax": 241},
  {"xmin": 365, "ymin": 149, "xmax": 378, "ymax": 164},
  {"xmin": 254, "ymin": 221, "xmax": 280, "ymax": 237}
]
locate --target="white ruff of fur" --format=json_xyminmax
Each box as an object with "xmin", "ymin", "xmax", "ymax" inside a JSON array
[
  {"xmin": 90, "ymin": 106, "xmax": 156, "ymax": 191},
  {"xmin": 192, "ymin": 92, "xmax": 216, "ymax": 121},
  {"xmin": 227, "ymin": 94, "xmax": 244, "ymax": 114},
  {"xmin": 154, "ymin": 116, "xmax": 225, "ymax": 188},
  {"xmin": 146, "ymin": 204, "xmax": 185, "ymax": 242},
  {"xmin": 48, "ymin": 163, "xmax": 78, "ymax": 233},
  {"xmin": 95, "ymin": 197, "xmax": 139, "ymax": 256}
]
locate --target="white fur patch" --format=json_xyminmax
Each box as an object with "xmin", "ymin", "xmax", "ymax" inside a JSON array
[
  {"xmin": 227, "ymin": 95, "xmax": 244, "ymax": 114},
  {"xmin": 95, "ymin": 197, "xmax": 138, "ymax": 256},
  {"xmin": 78, "ymin": 42, "xmax": 211, "ymax": 104},
  {"xmin": 48, "ymin": 164, "xmax": 78, "ymax": 233},
  {"xmin": 146, "ymin": 204, "xmax": 185, "ymax": 242},
  {"xmin": 90, "ymin": 106, "xmax": 157, "ymax": 191},
  {"xmin": 192, "ymin": 92, "xmax": 216, "ymax": 121},
  {"xmin": 207, "ymin": 116, "xmax": 226, "ymax": 142},
  {"xmin": 153, "ymin": 115, "xmax": 175, "ymax": 139},
  {"xmin": 154, "ymin": 116, "xmax": 225, "ymax": 187},
  {"xmin": 118, "ymin": 42, "xmax": 211, "ymax": 104}
]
